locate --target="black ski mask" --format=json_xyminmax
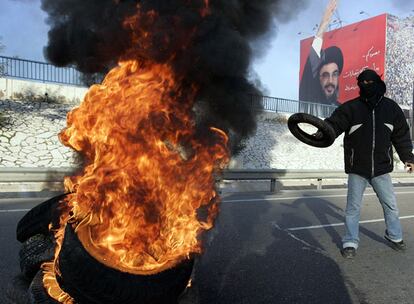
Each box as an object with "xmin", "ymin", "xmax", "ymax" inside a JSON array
[{"xmin": 357, "ymin": 69, "xmax": 386, "ymax": 106}]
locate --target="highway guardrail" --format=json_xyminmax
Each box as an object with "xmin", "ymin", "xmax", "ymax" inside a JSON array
[{"xmin": 1, "ymin": 168, "xmax": 413, "ymax": 193}]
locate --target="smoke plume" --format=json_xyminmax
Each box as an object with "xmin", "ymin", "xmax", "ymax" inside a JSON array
[{"xmin": 41, "ymin": 0, "xmax": 308, "ymax": 153}]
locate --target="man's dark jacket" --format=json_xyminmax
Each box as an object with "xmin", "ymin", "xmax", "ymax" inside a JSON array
[{"xmin": 325, "ymin": 96, "xmax": 414, "ymax": 178}]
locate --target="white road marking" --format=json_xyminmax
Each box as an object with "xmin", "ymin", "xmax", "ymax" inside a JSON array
[
  {"xmin": 272, "ymin": 222, "xmax": 330, "ymax": 256},
  {"xmin": 286, "ymin": 215, "xmax": 414, "ymax": 231},
  {"xmin": 273, "ymin": 222, "xmax": 315, "ymax": 248},
  {"xmin": 223, "ymin": 191, "xmax": 414, "ymax": 203}
]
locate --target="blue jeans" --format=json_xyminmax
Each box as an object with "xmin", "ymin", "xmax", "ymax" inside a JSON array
[{"xmin": 342, "ymin": 173, "xmax": 403, "ymax": 249}]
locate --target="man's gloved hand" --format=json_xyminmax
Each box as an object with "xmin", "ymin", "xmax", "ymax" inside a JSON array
[
  {"xmin": 405, "ymin": 162, "xmax": 413, "ymax": 173},
  {"xmin": 312, "ymin": 130, "xmax": 324, "ymax": 140}
]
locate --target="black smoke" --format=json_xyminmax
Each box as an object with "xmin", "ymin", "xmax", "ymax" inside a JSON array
[{"xmin": 41, "ymin": 0, "xmax": 308, "ymax": 153}]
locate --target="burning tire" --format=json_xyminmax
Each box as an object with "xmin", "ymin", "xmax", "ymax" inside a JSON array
[
  {"xmin": 288, "ymin": 113, "xmax": 336, "ymax": 148},
  {"xmin": 56, "ymin": 224, "xmax": 194, "ymax": 304},
  {"xmin": 19, "ymin": 234, "xmax": 55, "ymax": 279},
  {"xmin": 16, "ymin": 194, "xmax": 68, "ymax": 243},
  {"xmin": 29, "ymin": 270, "xmax": 59, "ymax": 304}
]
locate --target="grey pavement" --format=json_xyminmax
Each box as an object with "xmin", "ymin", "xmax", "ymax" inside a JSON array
[{"xmin": 1, "ymin": 187, "xmax": 414, "ymax": 303}]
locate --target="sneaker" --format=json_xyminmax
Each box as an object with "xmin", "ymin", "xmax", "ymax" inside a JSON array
[
  {"xmin": 384, "ymin": 233, "xmax": 406, "ymax": 251},
  {"xmin": 340, "ymin": 247, "xmax": 356, "ymax": 259}
]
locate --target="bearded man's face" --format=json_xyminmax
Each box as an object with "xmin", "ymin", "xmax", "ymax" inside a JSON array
[{"xmin": 319, "ymin": 62, "xmax": 339, "ymax": 100}]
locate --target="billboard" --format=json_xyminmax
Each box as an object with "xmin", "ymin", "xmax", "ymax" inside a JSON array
[
  {"xmin": 299, "ymin": 14, "xmax": 387, "ymax": 105},
  {"xmin": 385, "ymin": 15, "xmax": 414, "ymax": 109}
]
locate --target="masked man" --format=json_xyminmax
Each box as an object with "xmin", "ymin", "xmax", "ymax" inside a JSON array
[{"xmin": 316, "ymin": 69, "xmax": 414, "ymax": 258}]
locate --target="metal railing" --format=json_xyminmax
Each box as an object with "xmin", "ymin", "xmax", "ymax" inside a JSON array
[
  {"xmin": 251, "ymin": 95, "xmax": 337, "ymax": 118},
  {"xmin": 0, "ymin": 55, "xmax": 85, "ymax": 86},
  {"xmin": 0, "ymin": 55, "xmax": 407, "ymax": 125},
  {"xmin": 252, "ymin": 95, "xmax": 299, "ymax": 113},
  {"xmin": 298, "ymin": 101, "xmax": 337, "ymax": 118},
  {"xmin": 1, "ymin": 168, "xmax": 412, "ymax": 193},
  {"xmin": 221, "ymin": 169, "xmax": 412, "ymax": 192}
]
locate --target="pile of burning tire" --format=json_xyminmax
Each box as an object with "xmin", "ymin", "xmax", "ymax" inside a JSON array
[{"xmin": 5, "ymin": 195, "xmax": 194, "ymax": 304}]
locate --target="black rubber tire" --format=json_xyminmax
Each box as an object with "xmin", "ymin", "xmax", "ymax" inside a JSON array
[
  {"xmin": 0, "ymin": 274, "xmax": 31, "ymax": 304},
  {"xmin": 19, "ymin": 234, "xmax": 55, "ymax": 280},
  {"xmin": 16, "ymin": 194, "xmax": 68, "ymax": 243},
  {"xmin": 57, "ymin": 224, "xmax": 193, "ymax": 304},
  {"xmin": 287, "ymin": 113, "xmax": 336, "ymax": 148},
  {"xmin": 28, "ymin": 270, "xmax": 60, "ymax": 304}
]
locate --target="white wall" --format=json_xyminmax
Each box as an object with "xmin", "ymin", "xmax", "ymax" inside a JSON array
[
  {"xmin": 0, "ymin": 96, "xmax": 408, "ymax": 171},
  {"xmin": 0, "ymin": 77, "xmax": 88, "ymax": 104}
]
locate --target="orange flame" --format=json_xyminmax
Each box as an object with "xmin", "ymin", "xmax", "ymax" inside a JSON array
[
  {"xmin": 43, "ymin": 1, "xmax": 227, "ymax": 300},
  {"xmin": 201, "ymin": 0, "xmax": 210, "ymax": 17},
  {"xmin": 42, "ymin": 199, "xmax": 74, "ymax": 302},
  {"xmin": 60, "ymin": 60, "xmax": 228, "ymax": 272},
  {"xmin": 43, "ymin": 60, "xmax": 228, "ymax": 301}
]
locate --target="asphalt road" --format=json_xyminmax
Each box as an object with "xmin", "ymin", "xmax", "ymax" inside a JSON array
[{"xmin": 1, "ymin": 187, "xmax": 414, "ymax": 304}]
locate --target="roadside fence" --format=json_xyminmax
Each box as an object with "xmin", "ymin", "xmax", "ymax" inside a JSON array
[
  {"xmin": 0, "ymin": 55, "xmax": 84, "ymax": 87},
  {"xmin": 251, "ymin": 95, "xmax": 337, "ymax": 118}
]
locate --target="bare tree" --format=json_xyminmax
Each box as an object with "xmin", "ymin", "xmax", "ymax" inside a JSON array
[{"xmin": 0, "ymin": 36, "xmax": 4, "ymax": 53}]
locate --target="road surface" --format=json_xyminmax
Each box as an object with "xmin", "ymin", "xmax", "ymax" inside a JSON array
[{"xmin": 1, "ymin": 187, "xmax": 414, "ymax": 303}]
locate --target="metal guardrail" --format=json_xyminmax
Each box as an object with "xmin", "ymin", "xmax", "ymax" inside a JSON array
[
  {"xmin": 0, "ymin": 55, "xmax": 85, "ymax": 86},
  {"xmin": 221, "ymin": 169, "xmax": 413, "ymax": 192},
  {"xmin": 251, "ymin": 95, "xmax": 337, "ymax": 118},
  {"xmin": 1, "ymin": 168, "xmax": 412, "ymax": 193},
  {"xmin": 0, "ymin": 167, "xmax": 77, "ymax": 183}
]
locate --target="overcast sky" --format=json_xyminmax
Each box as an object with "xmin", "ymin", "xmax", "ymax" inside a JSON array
[{"xmin": 0, "ymin": 0, "xmax": 413, "ymax": 99}]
